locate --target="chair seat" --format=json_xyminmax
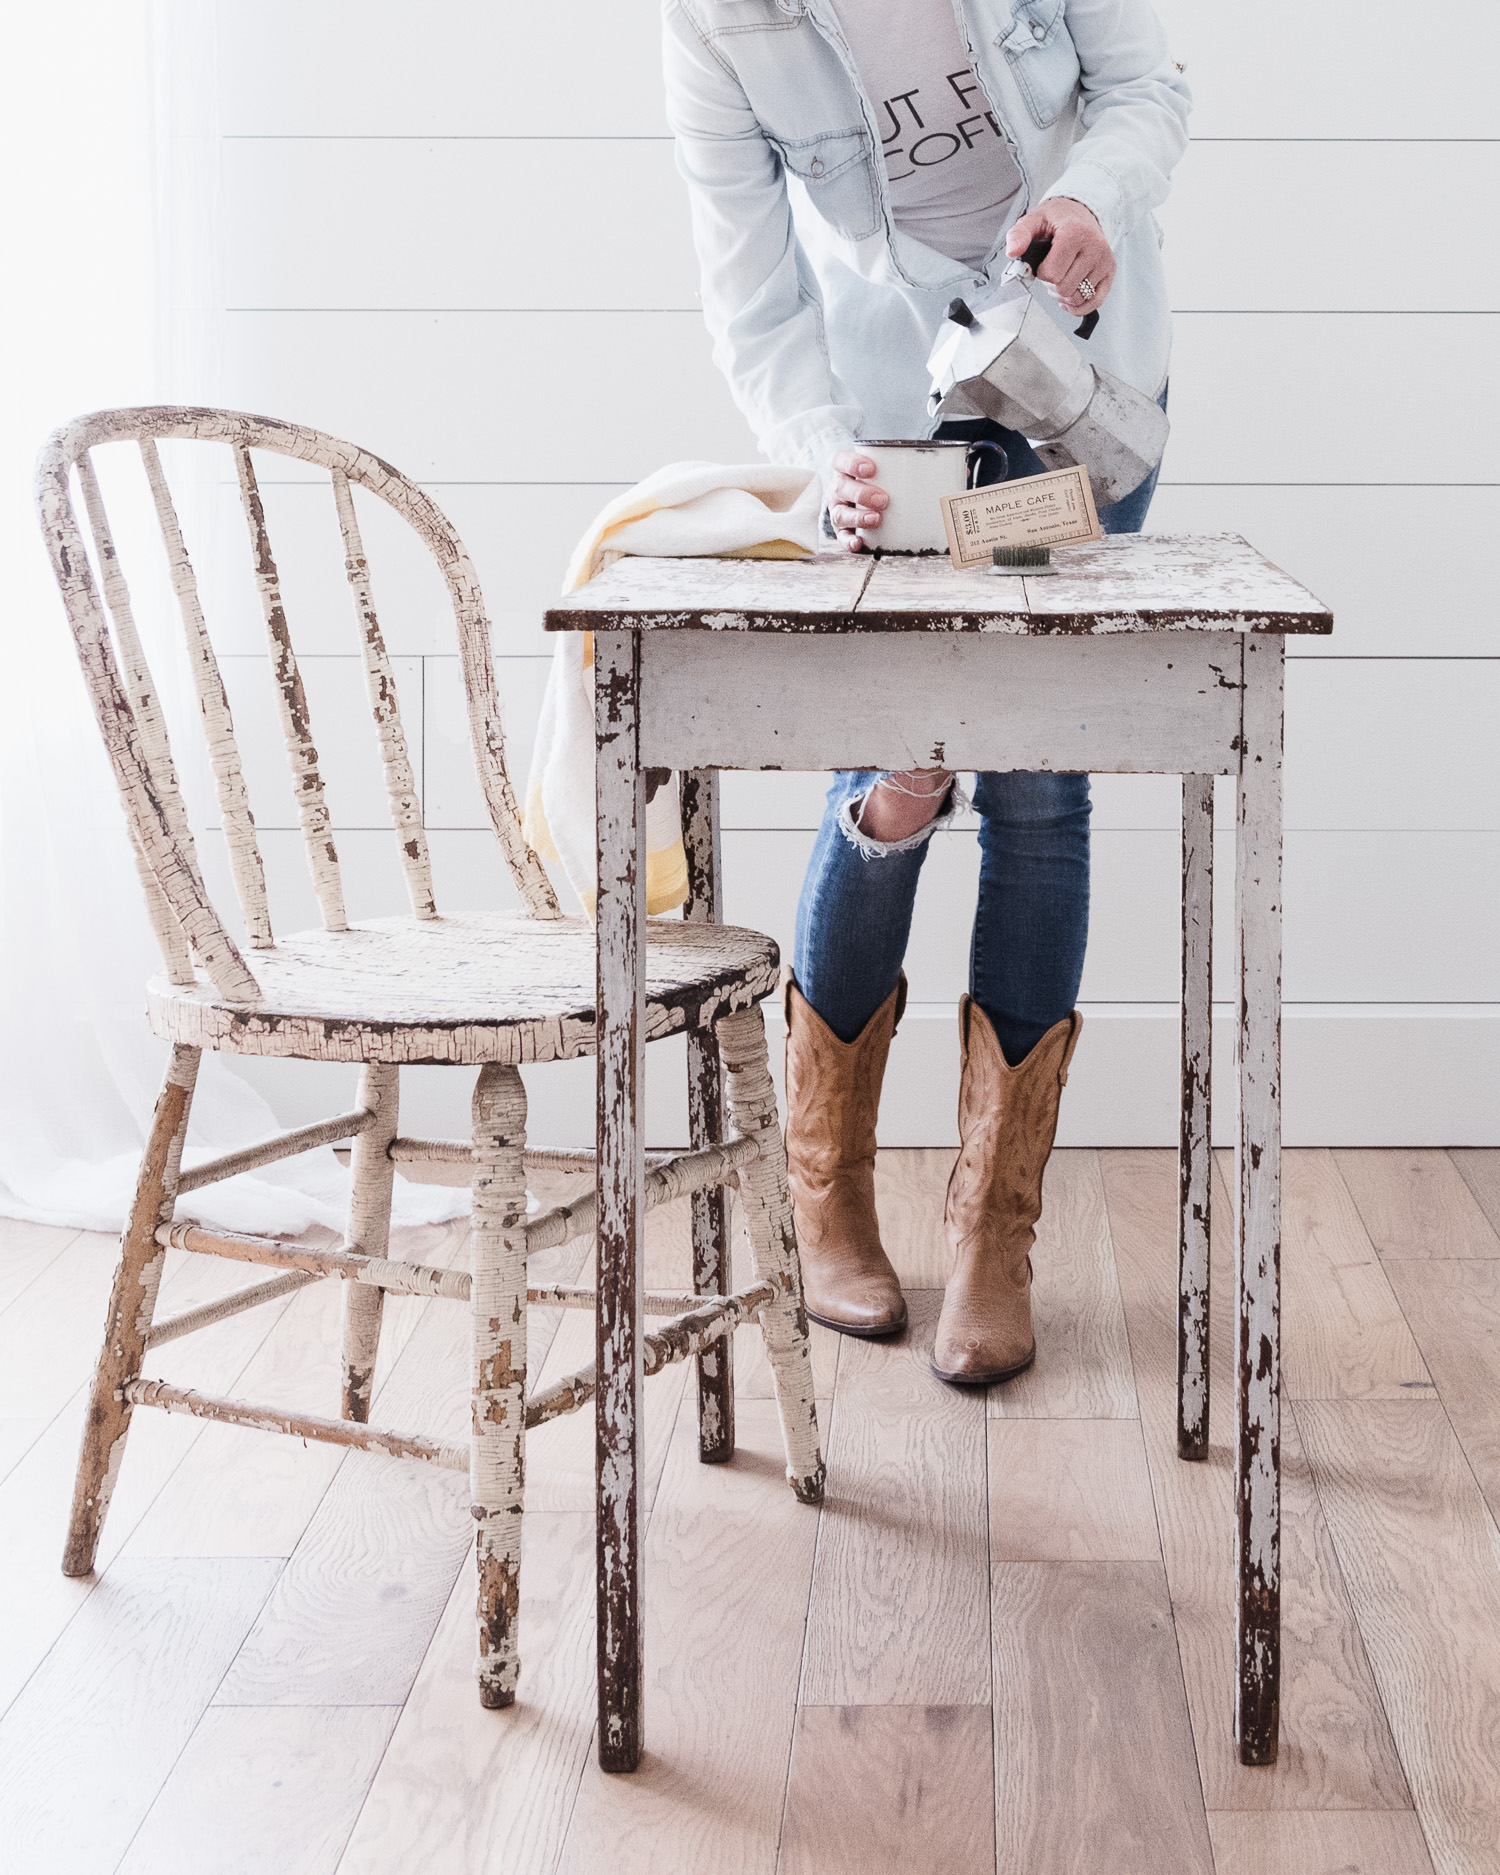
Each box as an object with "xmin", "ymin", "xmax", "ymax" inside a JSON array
[{"xmin": 147, "ymin": 912, "xmax": 780, "ymax": 1065}]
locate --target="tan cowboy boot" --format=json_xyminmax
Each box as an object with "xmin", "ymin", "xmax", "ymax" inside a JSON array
[
  {"xmin": 932, "ymin": 999, "xmax": 1083, "ymax": 1385},
  {"xmin": 784, "ymin": 973, "xmax": 908, "ymax": 1338}
]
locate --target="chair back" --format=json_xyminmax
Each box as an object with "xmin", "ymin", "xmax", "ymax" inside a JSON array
[{"xmin": 35, "ymin": 407, "xmax": 561, "ymax": 1003}]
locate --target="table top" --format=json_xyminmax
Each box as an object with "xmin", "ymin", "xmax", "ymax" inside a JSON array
[{"xmin": 545, "ymin": 533, "xmax": 1332, "ymax": 636}]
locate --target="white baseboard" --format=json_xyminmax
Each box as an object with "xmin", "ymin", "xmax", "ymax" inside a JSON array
[
  {"xmin": 888, "ymin": 1003, "xmax": 1500, "ymax": 1149},
  {"xmin": 227, "ymin": 1002, "xmax": 1500, "ymax": 1149}
]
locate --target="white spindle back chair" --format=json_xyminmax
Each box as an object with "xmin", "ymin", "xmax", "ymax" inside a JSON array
[{"xmin": 35, "ymin": 407, "xmax": 824, "ymax": 1722}]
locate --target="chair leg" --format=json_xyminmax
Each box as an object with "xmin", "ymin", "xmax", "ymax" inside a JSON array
[
  {"xmin": 62, "ymin": 1044, "xmax": 201, "ymax": 1577},
  {"xmin": 470, "ymin": 1060, "xmax": 529, "ymax": 1708},
  {"xmin": 687, "ymin": 1026, "xmax": 735, "ymax": 1464},
  {"xmin": 341, "ymin": 1062, "xmax": 399, "ymax": 1422},
  {"xmin": 1178, "ymin": 773, "xmax": 1214, "ymax": 1460},
  {"xmin": 717, "ymin": 1005, "xmax": 825, "ymax": 1505}
]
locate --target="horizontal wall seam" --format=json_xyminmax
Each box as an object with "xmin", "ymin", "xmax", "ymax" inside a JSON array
[
  {"xmin": 219, "ymin": 133, "xmax": 679, "ymax": 142},
  {"xmin": 239, "ymin": 478, "xmax": 1500, "ymax": 490},
  {"xmin": 216, "ymin": 653, "xmax": 1500, "ymax": 665},
  {"xmin": 717, "ymin": 826, "xmax": 1500, "ymax": 836},
  {"xmin": 221, "ymin": 307, "xmax": 1500, "ymax": 317},
  {"xmin": 216, "ymin": 134, "xmax": 1500, "ymax": 146},
  {"xmin": 895, "ymin": 1000, "xmax": 1500, "ymax": 1012}
]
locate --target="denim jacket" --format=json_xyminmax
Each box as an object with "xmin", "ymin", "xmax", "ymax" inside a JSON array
[{"xmin": 662, "ymin": 0, "xmax": 1191, "ymax": 484}]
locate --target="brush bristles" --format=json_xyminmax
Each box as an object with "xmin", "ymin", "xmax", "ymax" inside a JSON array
[{"xmin": 992, "ymin": 543, "xmax": 1052, "ymax": 567}]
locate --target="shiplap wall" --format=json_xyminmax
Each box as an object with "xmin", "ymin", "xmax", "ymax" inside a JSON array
[{"xmin": 172, "ymin": 0, "xmax": 1498, "ymax": 1146}]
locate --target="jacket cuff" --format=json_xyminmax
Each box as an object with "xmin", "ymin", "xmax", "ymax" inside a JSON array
[
  {"xmin": 771, "ymin": 420, "xmax": 863, "ymax": 502},
  {"xmin": 1043, "ymin": 163, "xmax": 1128, "ymax": 253}
]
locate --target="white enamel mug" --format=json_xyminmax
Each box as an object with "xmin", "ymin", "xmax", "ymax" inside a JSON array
[{"xmin": 856, "ymin": 438, "xmax": 1000, "ymax": 554}]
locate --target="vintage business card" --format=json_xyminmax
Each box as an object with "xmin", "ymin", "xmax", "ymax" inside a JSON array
[{"xmin": 939, "ymin": 464, "xmax": 1103, "ymax": 571}]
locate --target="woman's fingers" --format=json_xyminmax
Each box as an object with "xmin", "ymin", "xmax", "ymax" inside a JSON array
[
  {"xmin": 829, "ymin": 459, "xmax": 888, "ymax": 550},
  {"xmin": 832, "ymin": 473, "xmax": 887, "ymax": 512},
  {"xmin": 1035, "ymin": 229, "xmax": 1087, "ymax": 291},
  {"xmin": 1059, "ymin": 255, "xmax": 1116, "ymax": 313},
  {"xmin": 1006, "ymin": 197, "xmax": 1118, "ymax": 315}
]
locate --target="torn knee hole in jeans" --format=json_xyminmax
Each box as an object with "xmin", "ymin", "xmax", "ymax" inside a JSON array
[{"xmin": 837, "ymin": 775, "xmax": 972, "ymax": 858}]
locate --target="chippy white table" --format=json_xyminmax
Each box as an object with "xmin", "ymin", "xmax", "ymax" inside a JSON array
[{"xmin": 547, "ymin": 534, "xmax": 1332, "ymax": 1771}]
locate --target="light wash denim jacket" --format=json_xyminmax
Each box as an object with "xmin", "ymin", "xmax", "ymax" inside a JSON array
[{"xmin": 662, "ymin": 0, "xmax": 1191, "ymax": 485}]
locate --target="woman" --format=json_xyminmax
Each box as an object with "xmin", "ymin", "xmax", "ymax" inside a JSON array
[{"xmin": 664, "ymin": 0, "xmax": 1190, "ymax": 1382}]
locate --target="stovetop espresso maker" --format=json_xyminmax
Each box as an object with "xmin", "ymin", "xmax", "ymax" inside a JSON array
[{"xmin": 926, "ymin": 236, "xmax": 1171, "ymax": 508}]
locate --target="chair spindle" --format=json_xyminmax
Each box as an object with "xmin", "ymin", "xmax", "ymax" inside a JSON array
[
  {"xmin": 330, "ymin": 470, "xmax": 437, "ymax": 920},
  {"xmin": 75, "ymin": 454, "xmax": 197, "ymax": 985},
  {"xmin": 139, "ymin": 437, "xmax": 273, "ymax": 949},
  {"xmin": 234, "ymin": 446, "xmax": 348, "ymax": 932}
]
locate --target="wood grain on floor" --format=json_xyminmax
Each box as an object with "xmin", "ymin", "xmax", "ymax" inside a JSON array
[
  {"xmin": 799, "ymin": 1288, "xmax": 991, "ymax": 1708},
  {"xmin": 1294, "ymin": 1399, "xmax": 1500, "ymax": 1875},
  {"xmin": 1331, "ymin": 1150, "xmax": 1500, "ymax": 1260},
  {"xmin": 992, "ymin": 1561, "xmax": 1215, "ymax": 1875},
  {"xmin": 1380, "ymin": 1257, "xmax": 1500, "ymax": 1528},
  {"xmin": 1101, "ymin": 1149, "xmax": 1412, "ymax": 1813},
  {"xmin": 5, "ymin": 1149, "xmax": 1500, "ymax": 1875},
  {"xmin": 778, "ymin": 1705, "xmax": 995, "ymax": 1875},
  {"xmin": 1205, "ymin": 1811, "xmax": 1437, "ymax": 1875},
  {"xmin": 1273, "ymin": 1150, "xmax": 1434, "ymax": 1400},
  {"xmin": 1448, "ymin": 1149, "xmax": 1500, "ymax": 1239}
]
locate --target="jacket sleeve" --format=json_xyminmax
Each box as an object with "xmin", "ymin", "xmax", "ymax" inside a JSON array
[
  {"xmin": 662, "ymin": 0, "xmax": 863, "ymax": 480},
  {"xmin": 1041, "ymin": 0, "xmax": 1192, "ymax": 252}
]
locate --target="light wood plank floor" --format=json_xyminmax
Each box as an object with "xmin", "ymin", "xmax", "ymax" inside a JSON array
[{"xmin": 3, "ymin": 1148, "xmax": 1499, "ymax": 1875}]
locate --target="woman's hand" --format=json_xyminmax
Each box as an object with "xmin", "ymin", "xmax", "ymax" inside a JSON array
[
  {"xmin": 828, "ymin": 450, "xmax": 889, "ymax": 553},
  {"xmin": 1005, "ymin": 197, "xmax": 1117, "ymax": 317}
]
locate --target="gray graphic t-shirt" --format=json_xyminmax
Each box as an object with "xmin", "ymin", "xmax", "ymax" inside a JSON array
[{"xmin": 830, "ymin": 0, "xmax": 1024, "ymax": 268}]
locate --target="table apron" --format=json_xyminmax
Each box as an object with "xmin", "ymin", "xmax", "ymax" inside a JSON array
[{"xmin": 637, "ymin": 631, "xmax": 1246, "ymax": 775}]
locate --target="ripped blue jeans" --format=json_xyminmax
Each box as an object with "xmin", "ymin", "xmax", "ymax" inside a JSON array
[{"xmin": 792, "ymin": 407, "xmax": 1162, "ymax": 1065}]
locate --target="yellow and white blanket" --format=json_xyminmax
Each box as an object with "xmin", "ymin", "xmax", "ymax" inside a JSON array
[{"xmin": 522, "ymin": 461, "xmax": 822, "ymax": 916}]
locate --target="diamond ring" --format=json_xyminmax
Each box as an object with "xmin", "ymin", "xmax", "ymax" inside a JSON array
[{"xmin": 1077, "ymin": 277, "xmax": 1096, "ymax": 302}]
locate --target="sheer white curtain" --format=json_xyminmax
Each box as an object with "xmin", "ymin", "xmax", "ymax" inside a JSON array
[{"xmin": 0, "ymin": 3, "xmax": 464, "ymax": 1233}]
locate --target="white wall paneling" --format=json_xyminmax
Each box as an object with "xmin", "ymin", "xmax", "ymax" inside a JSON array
[
  {"xmin": 227, "ymin": 1001, "xmax": 1500, "ymax": 1153},
  {"xmin": 665, "ymin": 661, "xmax": 1500, "ymax": 835},
  {"xmin": 199, "ymin": 480, "xmax": 627, "ymax": 658},
  {"xmin": 214, "ymin": 655, "xmax": 423, "ymax": 832},
  {"xmin": 219, "ymin": 139, "xmax": 1500, "ymax": 319},
  {"xmin": 722, "ymin": 828, "xmax": 1500, "ymax": 1010},
  {"xmin": 214, "ymin": 0, "xmax": 671, "ymax": 139},
  {"xmin": 216, "ymin": 312, "xmax": 759, "ymax": 482},
  {"xmin": 422, "ymin": 655, "xmax": 551, "ymax": 829},
  {"xmin": 219, "ymin": 140, "xmax": 696, "ymax": 311},
  {"xmin": 1162, "ymin": 314, "xmax": 1499, "ymax": 486},
  {"xmin": 1150, "ymin": 0, "xmax": 1500, "ymax": 139},
  {"xmin": 1148, "ymin": 487, "xmax": 1500, "ymax": 659},
  {"xmin": 216, "ymin": 309, "xmax": 1500, "ymax": 488},
  {"xmin": 213, "ymin": 0, "xmax": 1500, "ymax": 143},
  {"xmin": 902, "ymin": 1004, "xmax": 1500, "ymax": 1150},
  {"xmin": 1283, "ymin": 662, "xmax": 1500, "ymax": 831},
  {"xmin": 198, "ymin": 827, "xmax": 530, "ymax": 947},
  {"xmin": 177, "ymin": 3, "xmax": 1496, "ymax": 1145},
  {"xmin": 1159, "ymin": 144, "xmax": 1500, "ymax": 314}
]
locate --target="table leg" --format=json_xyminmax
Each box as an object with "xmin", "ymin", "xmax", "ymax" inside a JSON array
[
  {"xmin": 1234, "ymin": 636, "xmax": 1284, "ymax": 1766},
  {"xmin": 1178, "ymin": 774, "xmax": 1215, "ymax": 1460},
  {"xmin": 681, "ymin": 768, "xmax": 735, "ymax": 1465},
  {"xmin": 594, "ymin": 629, "xmax": 647, "ymax": 1773}
]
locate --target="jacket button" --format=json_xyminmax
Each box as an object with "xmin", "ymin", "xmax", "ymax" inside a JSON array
[
  {"xmin": 1031, "ymin": 19, "xmax": 1045, "ymax": 34},
  {"xmin": 810, "ymin": 156, "xmax": 824, "ymax": 174}
]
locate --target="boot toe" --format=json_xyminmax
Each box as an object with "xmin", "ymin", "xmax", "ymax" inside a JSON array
[
  {"xmin": 804, "ymin": 1273, "xmax": 908, "ymax": 1339},
  {"xmin": 930, "ymin": 1328, "xmax": 1034, "ymax": 1386},
  {"xmin": 931, "ymin": 1283, "xmax": 1035, "ymax": 1385}
]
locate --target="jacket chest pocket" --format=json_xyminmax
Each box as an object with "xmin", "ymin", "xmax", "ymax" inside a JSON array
[
  {"xmin": 998, "ymin": 0, "xmax": 1081, "ymax": 128},
  {"xmin": 768, "ymin": 127, "xmax": 880, "ymax": 240}
]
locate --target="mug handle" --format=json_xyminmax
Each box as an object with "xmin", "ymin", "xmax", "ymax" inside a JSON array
[{"xmin": 965, "ymin": 440, "xmax": 1008, "ymax": 489}]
